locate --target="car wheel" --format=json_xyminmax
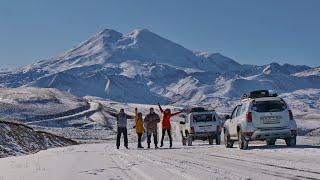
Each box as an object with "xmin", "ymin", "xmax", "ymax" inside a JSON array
[
  {"xmin": 215, "ymin": 134, "xmax": 221, "ymax": 145},
  {"xmin": 209, "ymin": 136, "xmax": 214, "ymax": 145},
  {"xmin": 266, "ymin": 139, "xmax": 276, "ymax": 146},
  {"xmin": 224, "ymin": 129, "xmax": 234, "ymax": 148},
  {"xmin": 285, "ymin": 136, "xmax": 296, "ymax": 146},
  {"xmin": 238, "ymin": 129, "xmax": 249, "ymax": 150}
]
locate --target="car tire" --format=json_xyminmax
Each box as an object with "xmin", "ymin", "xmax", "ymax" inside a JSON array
[
  {"xmin": 215, "ymin": 134, "xmax": 221, "ymax": 145},
  {"xmin": 266, "ymin": 139, "xmax": 276, "ymax": 146},
  {"xmin": 285, "ymin": 136, "xmax": 296, "ymax": 146},
  {"xmin": 224, "ymin": 129, "xmax": 234, "ymax": 148},
  {"xmin": 238, "ymin": 129, "xmax": 249, "ymax": 150},
  {"xmin": 209, "ymin": 136, "xmax": 214, "ymax": 145},
  {"xmin": 187, "ymin": 135, "xmax": 193, "ymax": 146}
]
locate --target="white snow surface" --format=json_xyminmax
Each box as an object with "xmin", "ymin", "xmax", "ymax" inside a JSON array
[
  {"xmin": 0, "ymin": 91, "xmax": 319, "ymax": 179},
  {"xmin": 0, "ymin": 141, "xmax": 320, "ymax": 180}
]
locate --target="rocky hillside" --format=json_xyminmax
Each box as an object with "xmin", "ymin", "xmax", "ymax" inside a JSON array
[{"xmin": 0, "ymin": 120, "xmax": 77, "ymax": 158}]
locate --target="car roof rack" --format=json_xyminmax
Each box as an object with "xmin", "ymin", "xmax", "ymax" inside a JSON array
[
  {"xmin": 241, "ymin": 90, "xmax": 278, "ymax": 100},
  {"xmin": 185, "ymin": 107, "xmax": 211, "ymax": 113}
]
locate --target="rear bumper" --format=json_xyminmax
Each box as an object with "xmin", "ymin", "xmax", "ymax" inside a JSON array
[
  {"xmin": 248, "ymin": 128, "xmax": 296, "ymax": 140},
  {"xmin": 190, "ymin": 131, "xmax": 217, "ymax": 138}
]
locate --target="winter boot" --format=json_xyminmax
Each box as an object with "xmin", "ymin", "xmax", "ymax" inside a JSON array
[
  {"xmin": 147, "ymin": 143, "xmax": 150, "ymax": 149},
  {"xmin": 160, "ymin": 141, "xmax": 164, "ymax": 147}
]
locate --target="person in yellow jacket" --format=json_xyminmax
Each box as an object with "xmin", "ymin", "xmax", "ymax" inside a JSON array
[{"xmin": 134, "ymin": 108, "xmax": 145, "ymax": 148}]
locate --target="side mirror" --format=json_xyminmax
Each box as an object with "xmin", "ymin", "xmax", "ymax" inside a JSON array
[
  {"xmin": 225, "ymin": 115, "xmax": 230, "ymax": 120},
  {"xmin": 180, "ymin": 121, "xmax": 186, "ymax": 125}
]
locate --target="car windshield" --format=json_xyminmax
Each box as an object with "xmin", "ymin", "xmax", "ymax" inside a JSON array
[
  {"xmin": 252, "ymin": 100, "xmax": 287, "ymax": 112},
  {"xmin": 193, "ymin": 114, "xmax": 214, "ymax": 122}
]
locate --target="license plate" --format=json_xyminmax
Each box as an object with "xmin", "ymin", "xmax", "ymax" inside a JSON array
[
  {"xmin": 199, "ymin": 126, "xmax": 211, "ymax": 131},
  {"xmin": 261, "ymin": 116, "xmax": 281, "ymax": 124}
]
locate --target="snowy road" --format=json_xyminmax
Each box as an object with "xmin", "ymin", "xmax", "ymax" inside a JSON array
[{"xmin": 0, "ymin": 142, "xmax": 320, "ymax": 180}]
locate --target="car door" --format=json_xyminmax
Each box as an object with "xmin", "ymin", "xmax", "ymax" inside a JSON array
[
  {"xmin": 234, "ymin": 104, "xmax": 244, "ymax": 133},
  {"xmin": 229, "ymin": 105, "xmax": 240, "ymax": 136},
  {"xmin": 182, "ymin": 114, "xmax": 188, "ymax": 135}
]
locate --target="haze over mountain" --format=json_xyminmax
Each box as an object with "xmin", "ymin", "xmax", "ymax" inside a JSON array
[{"xmin": 0, "ymin": 28, "xmax": 319, "ymax": 106}]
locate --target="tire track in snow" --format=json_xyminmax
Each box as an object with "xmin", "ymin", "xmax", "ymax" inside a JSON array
[
  {"xmin": 175, "ymin": 148, "xmax": 320, "ymax": 180},
  {"xmin": 206, "ymin": 153, "xmax": 320, "ymax": 180},
  {"xmin": 208, "ymin": 153, "xmax": 320, "ymax": 176},
  {"xmin": 122, "ymin": 150, "xmax": 204, "ymax": 180},
  {"xmin": 108, "ymin": 151, "xmax": 144, "ymax": 180},
  {"xmin": 110, "ymin": 148, "xmax": 192, "ymax": 180},
  {"xmin": 142, "ymin": 148, "xmax": 245, "ymax": 179},
  {"xmin": 124, "ymin": 148, "xmax": 237, "ymax": 179}
]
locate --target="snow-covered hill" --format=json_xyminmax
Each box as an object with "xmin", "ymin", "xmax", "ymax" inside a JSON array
[
  {"xmin": 0, "ymin": 87, "xmax": 116, "ymax": 131},
  {"xmin": 0, "ymin": 87, "xmax": 87, "ymax": 121},
  {"xmin": 0, "ymin": 28, "xmax": 319, "ymax": 107},
  {"xmin": 0, "ymin": 120, "xmax": 77, "ymax": 158}
]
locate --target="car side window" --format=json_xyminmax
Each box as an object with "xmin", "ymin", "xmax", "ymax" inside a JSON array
[
  {"xmin": 236, "ymin": 105, "xmax": 242, "ymax": 117},
  {"xmin": 231, "ymin": 106, "xmax": 238, "ymax": 119},
  {"xmin": 185, "ymin": 116, "xmax": 189, "ymax": 123},
  {"xmin": 241, "ymin": 103, "xmax": 247, "ymax": 114}
]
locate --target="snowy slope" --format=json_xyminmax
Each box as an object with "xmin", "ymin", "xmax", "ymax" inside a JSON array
[
  {"xmin": 0, "ymin": 87, "xmax": 117, "ymax": 133},
  {"xmin": 294, "ymin": 67, "xmax": 320, "ymax": 77},
  {"xmin": 0, "ymin": 121, "xmax": 77, "ymax": 158},
  {"xmin": 0, "ymin": 87, "xmax": 87, "ymax": 121}
]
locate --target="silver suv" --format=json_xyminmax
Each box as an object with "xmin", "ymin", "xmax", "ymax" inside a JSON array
[
  {"xmin": 224, "ymin": 90, "xmax": 297, "ymax": 150},
  {"xmin": 180, "ymin": 107, "xmax": 222, "ymax": 146}
]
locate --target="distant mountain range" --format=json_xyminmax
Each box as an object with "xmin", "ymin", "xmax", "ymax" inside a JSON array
[{"xmin": 0, "ymin": 28, "xmax": 319, "ymax": 107}]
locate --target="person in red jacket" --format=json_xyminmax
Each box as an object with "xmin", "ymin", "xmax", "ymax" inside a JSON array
[{"xmin": 158, "ymin": 103, "xmax": 182, "ymax": 148}]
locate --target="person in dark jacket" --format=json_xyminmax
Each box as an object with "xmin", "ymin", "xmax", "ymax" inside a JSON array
[
  {"xmin": 116, "ymin": 108, "xmax": 129, "ymax": 149},
  {"xmin": 144, "ymin": 107, "xmax": 160, "ymax": 149},
  {"xmin": 158, "ymin": 103, "xmax": 182, "ymax": 148}
]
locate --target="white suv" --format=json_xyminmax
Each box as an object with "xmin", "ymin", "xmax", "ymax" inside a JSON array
[
  {"xmin": 224, "ymin": 90, "xmax": 297, "ymax": 150},
  {"xmin": 180, "ymin": 107, "xmax": 222, "ymax": 146}
]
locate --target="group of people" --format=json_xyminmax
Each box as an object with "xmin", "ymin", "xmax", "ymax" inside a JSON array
[{"xmin": 116, "ymin": 103, "xmax": 182, "ymax": 149}]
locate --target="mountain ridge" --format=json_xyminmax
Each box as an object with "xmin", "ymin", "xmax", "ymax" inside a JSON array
[{"xmin": 0, "ymin": 28, "xmax": 318, "ymax": 105}]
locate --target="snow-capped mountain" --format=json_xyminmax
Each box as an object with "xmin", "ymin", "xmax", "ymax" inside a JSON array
[
  {"xmin": 0, "ymin": 28, "xmax": 319, "ymax": 106},
  {"xmin": 294, "ymin": 66, "xmax": 320, "ymax": 77}
]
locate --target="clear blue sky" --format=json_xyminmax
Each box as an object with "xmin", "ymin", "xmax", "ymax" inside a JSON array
[{"xmin": 0, "ymin": 0, "xmax": 319, "ymax": 68}]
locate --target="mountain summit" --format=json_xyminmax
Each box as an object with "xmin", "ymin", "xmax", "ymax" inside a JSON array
[
  {"xmin": 35, "ymin": 28, "xmax": 208, "ymax": 73},
  {"xmin": 0, "ymin": 28, "xmax": 318, "ymax": 105}
]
